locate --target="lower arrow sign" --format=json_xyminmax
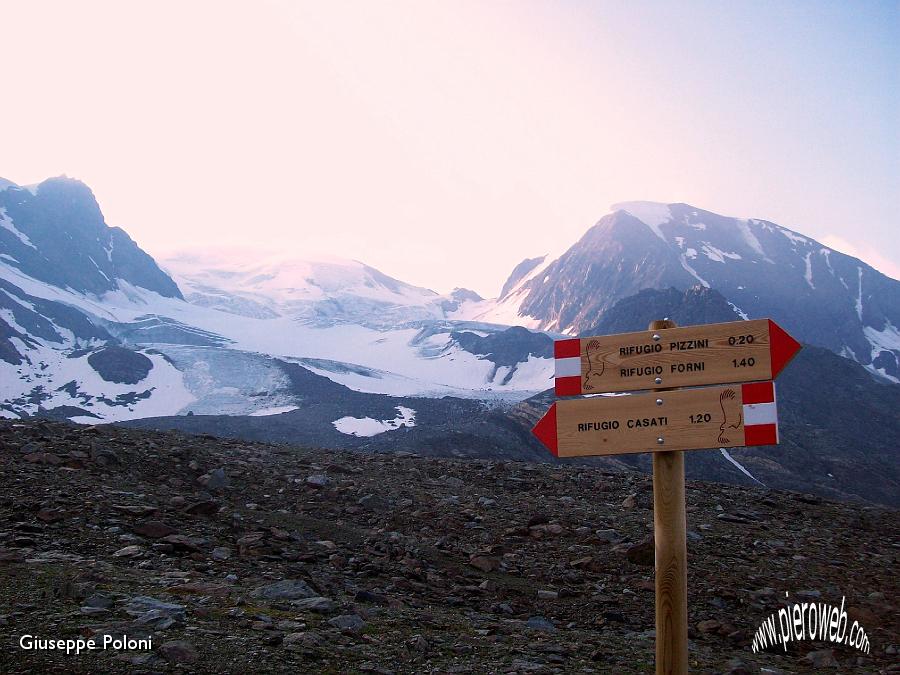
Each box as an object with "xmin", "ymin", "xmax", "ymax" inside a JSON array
[{"xmin": 532, "ymin": 381, "xmax": 778, "ymax": 457}]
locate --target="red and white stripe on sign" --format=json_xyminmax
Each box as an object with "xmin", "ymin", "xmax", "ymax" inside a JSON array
[
  {"xmin": 741, "ymin": 381, "xmax": 778, "ymax": 446},
  {"xmin": 554, "ymin": 338, "xmax": 582, "ymax": 396}
]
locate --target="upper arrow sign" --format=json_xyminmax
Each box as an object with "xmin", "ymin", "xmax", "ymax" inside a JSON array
[{"xmin": 554, "ymin": 318, "xmax": 801, "ymax": 396}]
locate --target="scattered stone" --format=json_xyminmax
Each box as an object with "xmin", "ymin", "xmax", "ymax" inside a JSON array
[
  {"xmin": 291, "ymin": 597, "xmax": 334, "ymax": 613},
  {"xmin": 124, "ymin": 596, "xmax": 186, "ymax": 617},
  {"xmin": 725, "ymin": 658, "xmax": 751, "ymax": 675},
  {"xmin": 23, "ymin": 452, "xmax": 63, "ymax": 465},
  {"xmin": 526, "ymin": 616, "xmax": 556, "ymax": 632},
  {"xmin": 358, "ymin": 493, "xmax": 390, "ymax": 512},
  {"xmin": 184, "ymin": 500, "xmax": 220, "ymax": 516},
  {"xmin": 355, "ymin": 590, "xmax": 388, "ymax": 605},
  {"xmin": 82, "ymin": 594, "xmax": 114, "ymax": 609},
  {"xmin": 282, "ymin": 632, "xmax": 322, "ymax": 651},
  {"xmin": 160, "ymin": 534, "xmax": 202, "ymax": 551},
  {"xmin": 804, "ymin": 648, "xmax": 838, "ymax": 668},
  {"xmin": 626, "ymin": 540, "xmax": 655, "ymax": 566},
  {"xmin": 328, "ymin": 614, "xmax": 365, "ymax": 633},
  {"xmin": 90, "ymin": 446, "xmax": 120, "ymax": 467},
  {"xmin": 469, "ymin": 555, "xmax": 500, "ymax": 572},
  {"xmin": 0, "ymin": 548, "xmax": 26, "ymax": 564},
  {"xmin": 595, "ymin": 528, "xmax": 619, "ymax": 543},
  {"xmin": 201, "ymin": 467, "xmax": 229, "ymax": 489},
  {"xmin": 132, "ymin": 521, "xmax": 177, "ymax": 539},
  {"xmin": 211, "ymin": 546, "xmax": 231, "ymax": 561},
  {"xmin": 697, "ymin": 619, "xmax": 721, "ymax": 634},
  {"xmin": 36, "ymin": 508, "xmax": 65, "ymax": 522},
  {"xmin": 251, "ymin": 579, "xmax": 317, "ymax": 601},
  {"xmin": 159, "ymin": 640, "xmax": 198, "ymax": 664}
]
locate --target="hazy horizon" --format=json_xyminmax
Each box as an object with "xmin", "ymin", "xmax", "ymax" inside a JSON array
[{"xmin": 3, "ymin": 1, "xmax": 898, "ymax": 295}]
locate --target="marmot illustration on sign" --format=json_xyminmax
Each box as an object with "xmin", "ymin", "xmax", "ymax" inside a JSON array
[
  {"xmin": 717, "ymin": 388, "xmax": 743, "ymax": 444},
  {"xmin": 583, "ymin": 339, "xmax": 605, "ymax": 390}
]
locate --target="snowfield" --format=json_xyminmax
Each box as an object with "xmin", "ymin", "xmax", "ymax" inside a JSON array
[
  {"xmin": 0, "ymin": 254, "xmax": 556, "ymax": 421},
  {"xmin": 333, "ymin": 406, "xmax": 417, "ymax": 437}
]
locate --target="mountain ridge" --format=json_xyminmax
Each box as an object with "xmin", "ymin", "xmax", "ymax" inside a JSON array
[{"xmin": 472, "ymin": 201, "xmax": 899, "ymax": 383}]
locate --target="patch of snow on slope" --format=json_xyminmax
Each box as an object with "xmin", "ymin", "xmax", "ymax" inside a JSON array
[
  {"xmin": 701, "ymin": 243, "xmax": 742, "ymax": 263},
  {"xmin": 611, "ymin": 201, "xmax": 672, "ymax": 242},
  {"xmin": 678, "ymin": 255, "xmax": 709, "ymax": 287},
  {"xmin": 864, "ymin": 320, "xmax": 900, "ymax": 353},
  {"xmin": 249, "ymin": 405, "xmax": 299, "ymax": 416},
  {"xmin": 737, "ymin": 220, "xmax": 770, "ymax": 260},
  {"xmin": 856, "ymin": 267, "xmax": 863, "ymax": 320},
  {"xmin": 863, "ymin": 320, "xmax": 900, "ymax": 383},
  {"xmin": 0, "ymin": 345, "xmax": 195, "ymax": 422},
  {"xmin": 820, "ymin": 248, "xmax": 834, "ymax": 274},
  {"xmin": 453, "ymin": 291, "xmax": 543, "ymax": 330},
  {"xmin": 0, "ymin": 208, "xmax": 37, "ymax": 250},
  {"xmin": 728, "ymin": 302, "xmax": 749, "ymax": 320},
  {"xmin": 779, "ymin": 227, "xmax": 809, "ymax": 246},
  {"xmin": 720, "ymin": 449, "xmax": 765, "ymax": 486},
  {"xmin": 333, "ymin": 406, "xmax": 416, "ymax": 437},
  {"xmin": 804, "ymin": 252, "xmax": 815, "ymax": 289}
]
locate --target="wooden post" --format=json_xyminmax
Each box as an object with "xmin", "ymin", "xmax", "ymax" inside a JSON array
[{"xmin": 649, "ymin": 319, "xmax": 688, "ymax": 675}]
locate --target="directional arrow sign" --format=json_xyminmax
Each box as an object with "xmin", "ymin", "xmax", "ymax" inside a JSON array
[
  {"xmin": 533, "ymin": 381, "xmax": 779, "ymax": 457},
  {"xmin": 554, "ymin": 318, "xmax": 801, "ymax": 396}
]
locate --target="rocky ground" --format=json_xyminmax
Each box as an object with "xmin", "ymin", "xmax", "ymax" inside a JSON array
[{"xmin": 0, "ymin": 418, "xmax": 897, "ymax": 674}]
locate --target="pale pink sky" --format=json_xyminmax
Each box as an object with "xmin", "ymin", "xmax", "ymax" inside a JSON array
[{"xmin": 2, "ymin": 1, "xmax": 897, "ymax": 294}]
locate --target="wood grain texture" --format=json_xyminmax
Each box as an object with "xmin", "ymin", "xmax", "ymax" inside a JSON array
[
  {"xmin": 570, "ymin": 318, "xmax": 773, "ymax": 393},
  {"xmin": 649, "ymin": 320, "xmax": 689, "ymax": 675},
  {"xmin": 654, "ymin": 449, "xmax": 689, "ymax": 675}
]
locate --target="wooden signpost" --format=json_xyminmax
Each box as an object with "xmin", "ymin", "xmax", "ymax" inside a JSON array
[{"xmin": 532, "ymin": 318, "xmax": 801, "ymax": 675}]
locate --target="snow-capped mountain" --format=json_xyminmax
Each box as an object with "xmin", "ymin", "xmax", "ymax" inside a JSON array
[
  {"xmin": 0, "ymin": 177, "xmax": 553, "ymax": 422},
  {"xmin": 464, "ymin": 202, "xmax": 900, "ymax": 382},
  {"xmin": 3, "ymin": 176, "xmax": 898, "ymax": 429},
  {"xmin": 161, "ymin": 250, "xmax": 468, "ymax": 326}
]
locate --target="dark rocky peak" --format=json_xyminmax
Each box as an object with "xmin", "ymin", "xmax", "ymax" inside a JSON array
[
  {"xmin": 499, "ymin": 255, "xmax": 545, "ymax": 299},
  {"xmin": 449, "ymin": 287, "xmax": 483, "ymax": 303},
  {"xmin": 451, "ymin": 325, "xmax": 552, "ymax": 368},
  {"xmin": 0, "ymin": 176, "xmax": 182, "ymax": 299},
  {"xmin": 586, "ymin": 287, "xmax": 742, "ymax": 335}
]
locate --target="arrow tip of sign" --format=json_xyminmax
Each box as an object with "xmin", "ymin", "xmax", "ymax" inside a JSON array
[
  {"xmin": 768, "ymin": 319, "xmax": 802, "ymax": 378},
  {"xmin": 532, "ymin": 403, "xmax": 558, "ymax": 457}
]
